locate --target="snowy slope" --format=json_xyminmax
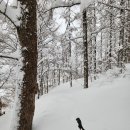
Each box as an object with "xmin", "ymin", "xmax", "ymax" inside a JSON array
[
  {"xmin": 0, "ymin": 64, "xmax": 130, "ymax": 130},
  {"xmin": 0, "ymin": 109, "xmax": 11, "ymax": 130},
  {"xmin": 33, "ymin": 65, "xmax": 130, "ymax": 130}
]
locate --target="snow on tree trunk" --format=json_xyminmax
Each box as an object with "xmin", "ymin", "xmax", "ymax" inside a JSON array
[{"xmin": 10, "ymin": 0, "xmax": 37, "ymax": 130}]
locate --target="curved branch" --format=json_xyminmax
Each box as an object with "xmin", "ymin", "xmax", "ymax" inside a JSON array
[
  {"xmin": 43, "ymin": 2, "xmax": 81, "ymax": 13},
  {"xmin": 0, "ymin": 0, "xmax": 21, "ymax": 28},
  {"xmin": 0, "ymin": 10, "xmax": 17, "ymax": 28},
  {"xmin": 98, "ymin": 1, "xmax": 130, "ymax": 11}
]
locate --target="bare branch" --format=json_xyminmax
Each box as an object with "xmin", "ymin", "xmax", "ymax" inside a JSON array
[
  {"xmin": 0, "ymin": 0, "xmax": 21, "ymax": 28},
  {"xmin": 0, "ymin": 55, "xmax": 18, "ymax": 60},
  {"xmin": 0, "ymin": 68, "xmax": 13, "ymax": 89},
  {"xmin": 98, "ymin": 1, "xmax": 130, "ymax": 11},
  {"xmin": 0, "ymin": 10, "xmax": 17, "ymax": 28}
]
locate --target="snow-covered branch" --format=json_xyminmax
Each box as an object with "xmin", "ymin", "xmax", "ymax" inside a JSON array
[
  {"xmin": 43, "ymin": 0, "xmax": 101, "ymax": 13},
  {"xmin": 0, "ymin": 0, "xmax": 21, "ymax": 27},
  {"xmin": 48, "ymin": 0, "xmax": 130, "ymax": 12},
  {"xmin": 50, "ymin": 0, "xmax": 81, "ymax": 8},
  {"xmin": 44, "ymin": 0, "xmax": 81, "ymax": 13},
  {"xmin": 98, "ymin": 1, "xmax": 130, "ymax": 11}
]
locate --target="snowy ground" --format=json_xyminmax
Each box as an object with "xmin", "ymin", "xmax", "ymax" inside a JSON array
[{"xmin": 0, "ymin": 64, "xmax": 130, "ymax": 130}]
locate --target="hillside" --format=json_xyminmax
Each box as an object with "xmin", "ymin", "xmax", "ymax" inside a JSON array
[
  {"xmin": 0, "ymin": 65, "xmax": 130, "ymax": 130},
  {"xmin": 33, "ymin": 64, "xmax": 130, "ymax": 130}
]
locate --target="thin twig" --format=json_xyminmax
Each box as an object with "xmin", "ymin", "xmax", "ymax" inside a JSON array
[{"xmin": 0, "ymin": 55, "xmax": 18, "ymax": 60}]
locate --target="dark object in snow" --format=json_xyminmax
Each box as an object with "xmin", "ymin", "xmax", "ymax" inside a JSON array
[
  {"xmin": 76, "ymin": 118, "xmax": 85, "ymax": 130},
  {"xmin": 0, "ymin": 111, "xmax": 5, "ymax": 116},
  {"xmin": 0, "ymin": 98, "xmax": 2, "ymax": 116}
]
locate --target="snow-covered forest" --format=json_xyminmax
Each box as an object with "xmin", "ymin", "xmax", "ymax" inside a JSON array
[{"xmin": 0, "ymin": 0, "xmax": 130, "ymax": 130}]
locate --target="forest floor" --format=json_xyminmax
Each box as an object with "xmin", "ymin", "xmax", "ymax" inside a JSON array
[{"xmin": 0, "ymin": 64, "xmax": 130, "ymax": 130}]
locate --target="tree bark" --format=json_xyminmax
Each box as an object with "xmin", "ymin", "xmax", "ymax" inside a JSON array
[
  {"xmin": 118, "ymin": 0, "xmax": 125, "ymax": 67},
  {"xmin": 83, "ymin": 9, "xmax": 88, "ymax": 88},
  {"xmin": 92, "ymin": 4, "xmax": 97, "ymax": 79},
  {"xmin": 68, "ymin": 3, "xmax": 72, "ymax": 87},
  {"xmin": 11, "ymin": 0, "xmax": 37, "ymax": 130},
  {"xmin": 0, "ymin": 98, "xmax": 2, "ymax": 116},
  {"xmin": 109, "ymin": 0, "xmax": 113, "ymax": 69}
]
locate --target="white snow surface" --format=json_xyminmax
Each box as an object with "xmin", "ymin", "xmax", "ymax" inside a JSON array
[{"xmin": 0, "ymin": 64, "xmax": 130, "ymax": 130}]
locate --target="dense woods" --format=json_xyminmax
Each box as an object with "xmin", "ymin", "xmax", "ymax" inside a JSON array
[{"xmin": 0, "ymin": 0, "xmax": 130, "ymax": 130}]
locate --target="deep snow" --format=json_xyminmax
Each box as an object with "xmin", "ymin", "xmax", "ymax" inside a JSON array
[{"xmin": 0, "ymin": 64, "xmax": 130, "ymax": 130}]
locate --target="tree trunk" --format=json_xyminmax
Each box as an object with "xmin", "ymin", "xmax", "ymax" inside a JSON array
[
  {"xmin": 92, "ymin": 4, "xmax": 97, "ymax": 79},
  {"xmin": 118, "ymin": 0, "xmax": 125, "ymax": 67},
  {"xmin": 57, "ymin": 64, "xmax": 61, "ymax": 85},
  {"xmin": 109, "ymin": 0, "xmax": 113, "ymax": 69},
  {"xmin": 46, "ymin": 61, "xmax": 49, "ymax": 93},
  {"xmin": 125, "ymin": 0, "xmax": 130, "ymax": 62},
  {"xmin": 100, "ymin": 26, "xmax": 103, "ymax": 72},
  {"xmin": 83, "ymin": 9, "xmax": 88, "ymax": 88},
  {"xmin": 11, "ymin": 0, "xmax": 37, "ymax": 130},
  {"xmin": 68, "ymin": 3, "xmax": 72, "ymax": 87},
  {"xmin": 40, "ymin": 61, "xmax": 44, "ymax": 96},
  {"xmin": 0, "ymin": 98, "xmax": 2, "ymax": 116}
]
